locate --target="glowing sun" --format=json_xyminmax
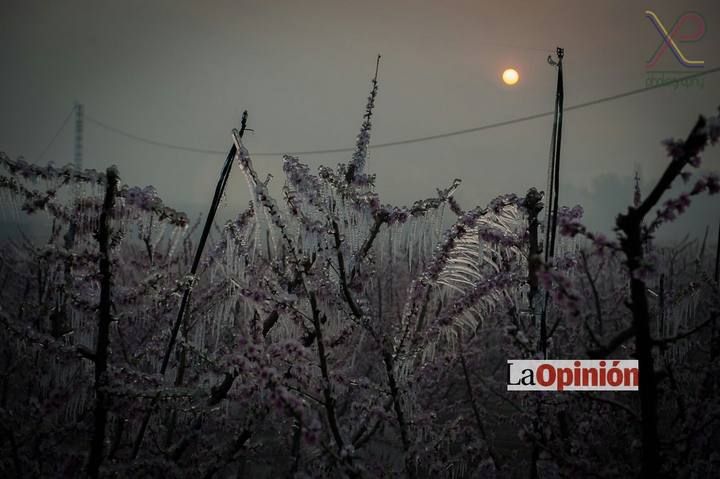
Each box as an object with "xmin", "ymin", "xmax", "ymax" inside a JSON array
[{"xmin": 502, "ymin": 68, "xmax": 519, "ymax": 85}]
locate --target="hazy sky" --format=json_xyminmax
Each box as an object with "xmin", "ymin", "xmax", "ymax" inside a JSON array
[{"xmin": 1, "ymin": 0, "xmax": 719, "ymax": 240}]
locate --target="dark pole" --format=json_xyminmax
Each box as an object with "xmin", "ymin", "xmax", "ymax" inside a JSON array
[
  {"xmin": 132, "ymin": 112, "xmax": 249, "ymax": 459},
  {"xmin": 540, "ymin": 47, "xmax": 565, "ymax": 358},
  {"xmin": 159, "ymin": 111, "xmax": 248, "ymax": 374},
  {"xmin": 548, "ymin": 47, "xmax": 564, "ymax": 259}
]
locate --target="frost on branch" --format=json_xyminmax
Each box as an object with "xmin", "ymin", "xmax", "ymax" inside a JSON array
[{"xmin": 347, "ymin": 55, "xmax": 380, "ymax": 186}]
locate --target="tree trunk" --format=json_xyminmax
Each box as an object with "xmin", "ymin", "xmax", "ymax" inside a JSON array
[{"xmin": 86, "ymin": 167, "xmax": 118, "ymax": 478}]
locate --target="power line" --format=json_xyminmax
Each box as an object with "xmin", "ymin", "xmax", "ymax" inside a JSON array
[
  {"xmin": 86, "ymin": 115, "xmax": 226, "ymax": 155},
  {"xmin": 85, "ymin": 66, "xmax": 720, "ymax": 157},
  {"xmin": 37, "ymin": 105, "xmax": 76, "ymax": 163}
]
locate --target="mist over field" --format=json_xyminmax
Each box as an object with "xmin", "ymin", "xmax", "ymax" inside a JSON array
[{"xmin": 2, "ymin": 1, "xmax": 719, "ymax": 240}]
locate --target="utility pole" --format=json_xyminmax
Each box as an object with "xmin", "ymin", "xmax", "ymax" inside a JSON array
[
  {"xmin": 74, "ymin": 102, "xmax": 84, "ymax": 169},
  {"xmin": 540, "ymin": 47, "xmax": 565, "ymax": 358},
  {"xmin": 62, "ymin": 102, "xmax": 84, "ymax": 247},
  {"xmin": 544, "ymin": 47, "xmax": 565, "ymax": 263}
]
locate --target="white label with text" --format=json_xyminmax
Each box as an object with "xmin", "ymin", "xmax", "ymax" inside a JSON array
[{"xmin": 507, "ymin": 360, "xmax": 639, "ymax": 391}]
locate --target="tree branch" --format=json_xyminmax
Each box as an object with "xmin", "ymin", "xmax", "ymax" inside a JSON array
[
  {"xmin": 309, "ymin": 291, "xmax": 345, "ymax": 450},
  {"xmin": 459, "ymin": 347, "xmax": 500, "ymax": 469},
  {"xmin": 382, "ymin": 347, "xmax": 415, "ymax": 479},
  {"xmin": 587, "ymin": 326, "xmax": 635, "ymax": 359}
]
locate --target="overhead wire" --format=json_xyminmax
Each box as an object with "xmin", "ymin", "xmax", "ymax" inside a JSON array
[
  {"xmin": 84, "ymin": 65, "xmax": 720, "ymax": 157},
  {"xmin": 36, "ymin": 105, "xmax": 76, "ymax": 163}
]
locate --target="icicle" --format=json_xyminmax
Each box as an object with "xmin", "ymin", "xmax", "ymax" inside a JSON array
[
  {"xmin": 168, "ymin": 226, "xmax": 182, "ymax": 258},
  {"xmin": 152, "ymin": 222, "xmax": 167, "ymax": 251}
]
